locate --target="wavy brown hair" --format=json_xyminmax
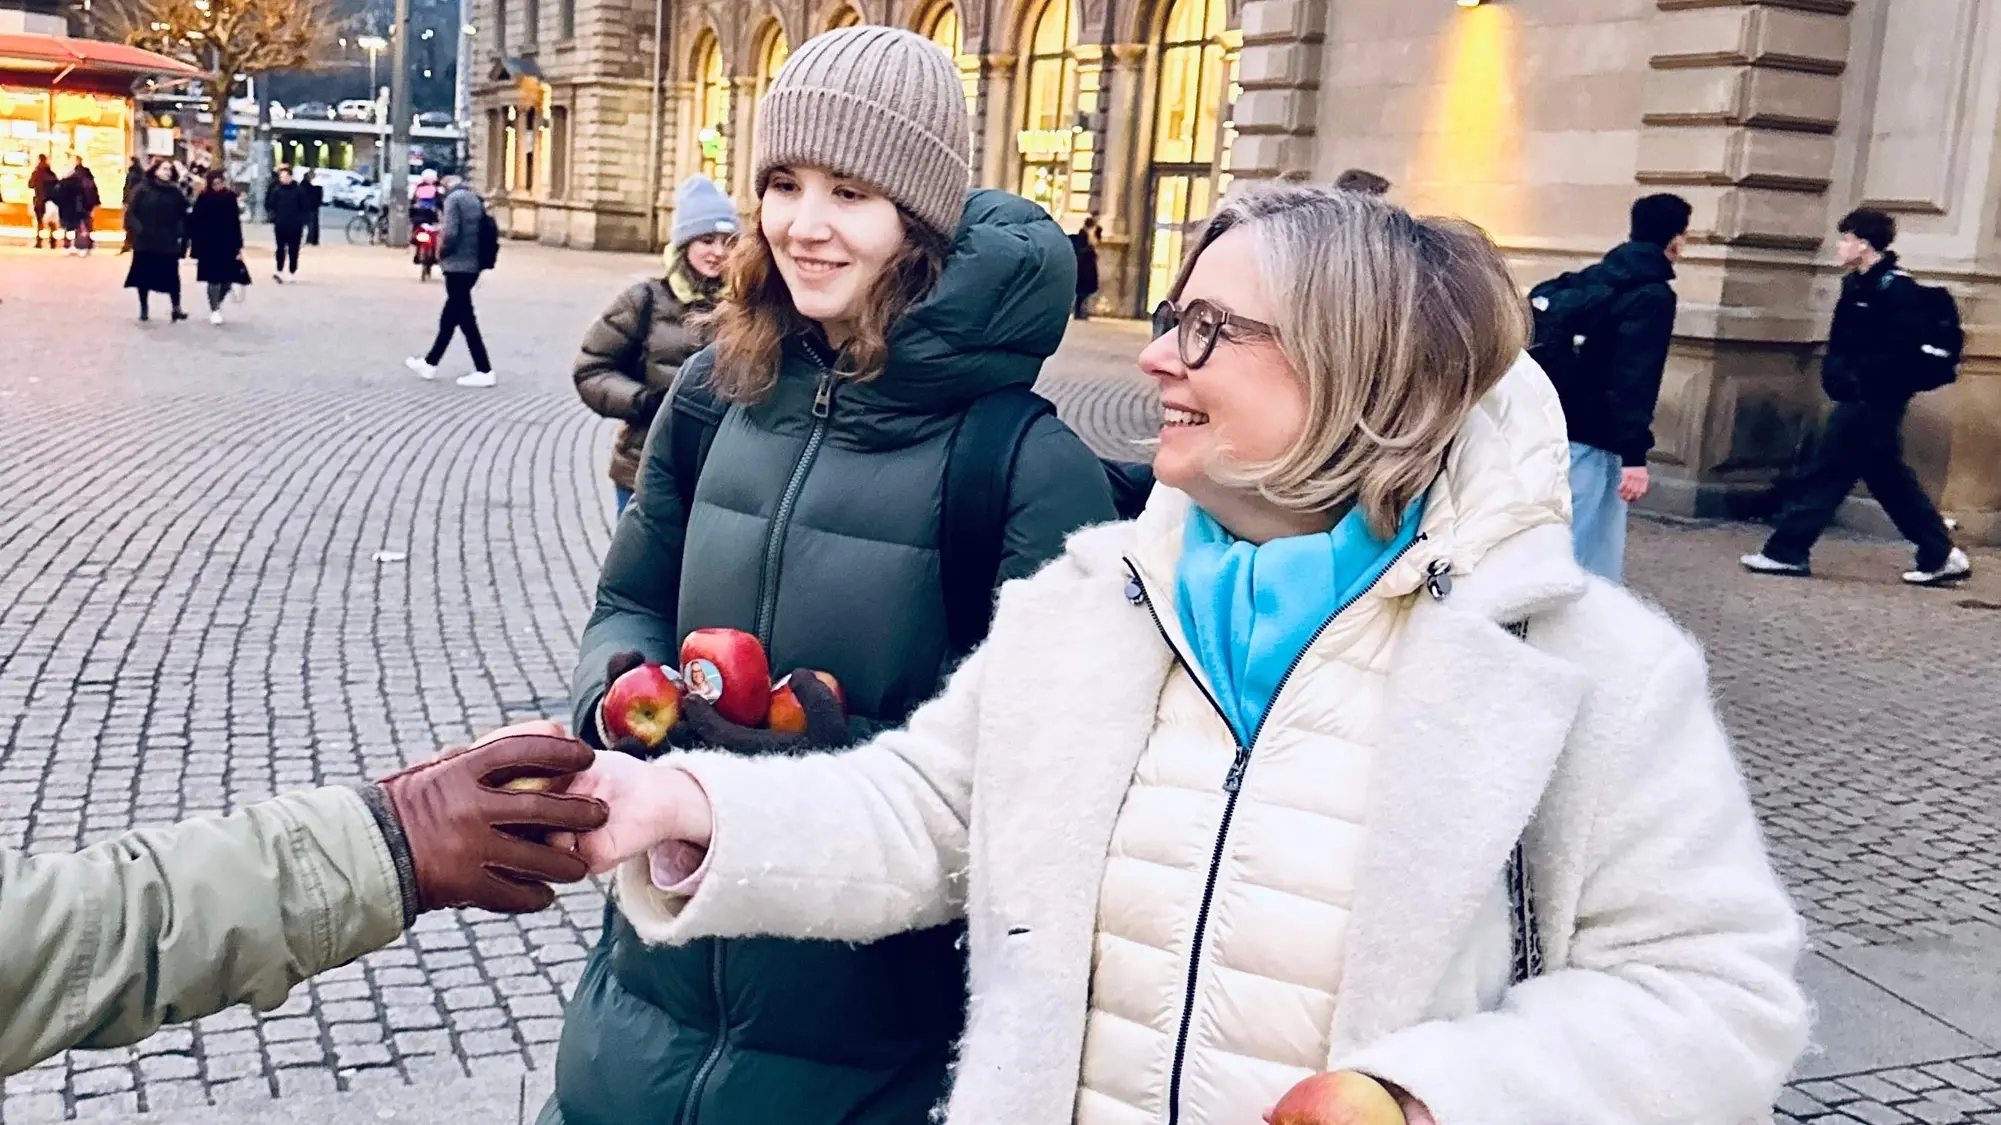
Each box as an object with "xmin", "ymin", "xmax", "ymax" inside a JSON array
[{"xmin": 706, "ymin": 205, "xmax": 952, "ymax": 404}]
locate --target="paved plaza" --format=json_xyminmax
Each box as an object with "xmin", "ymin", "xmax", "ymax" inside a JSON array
[{"xmin": 3, "ymin": 235, "xmax": 2001, "ymax": 1123}]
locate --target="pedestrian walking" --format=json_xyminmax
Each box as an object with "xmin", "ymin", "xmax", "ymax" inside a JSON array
[
  {"xmin": 264, "ymin": 166, "xmax": 310, "ymax": 282},
  {"xmin": 0, "ymin": 724, "xmax": 605, "ymax": 1079},
  {"xmin": 301, "ymin": 168, "xmax": 323, "ymax": 245},
  {"xmin": 28, "ymin": 154, "xmax": 57, "ymax": 249},
  {"xmin": 188, "ymin": 170, "xmax": 247, "ymax": 324},
  {"xmin": 404, "ymin": 176, "xmax": 497, "ymax": 387},
  {"xmin": 55, "ymin": 158, "xmax": 100, "ymax": 255},
  {"xmin": 1527, "ymin": 192, "xmax": 1689, "ymax": 583},
  {"xmin": 1742, "ymin": 209, "xmax": 1972, "ymax": 586},
  {"xmin": 565, "ymin": 185, "xmax": 1808, "ymax": 1125},
  {"xmin": 123, "ymin": 161, "xmax": 190, "ymax": 323},
  {"xmin": 1071, "ymin": 213, "xmax": 1100, "ymax": 319},
  {"xmin": 535, "ymin": 26, "xmax": 1119, "ymax": 1125},
  {"xmin": 572, "ymin": 174, "xmax": 736, "ymax": 515}
]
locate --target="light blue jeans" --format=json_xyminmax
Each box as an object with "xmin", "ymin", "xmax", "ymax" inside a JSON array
[{"xmin": 1568, "ymin": 441, "xmax": 1627, "ymax": 583}]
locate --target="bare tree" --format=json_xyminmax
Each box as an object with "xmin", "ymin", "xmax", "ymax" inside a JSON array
[{"xmin": 96, "ymin": 0, "xmax": 335, "ymax": 156}]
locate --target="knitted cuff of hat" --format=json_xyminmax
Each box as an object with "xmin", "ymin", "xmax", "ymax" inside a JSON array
[{"xmin": 754, "ymin": 86, "xmax": 969, "ymax": 238}]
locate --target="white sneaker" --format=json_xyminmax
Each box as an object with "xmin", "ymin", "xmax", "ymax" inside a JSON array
[
  {"xmin": 1740, "ymin": 552, "xmax": 1810, "ymax": 577},
  {"xmin": 209, "ymin": 310, "xmax": 224, "ymax": 325},
  {"xmin": 404, "ymin": 357, "xmax": 439, "ymax": 380},
  {"xmin": 1903, "ymin": 547, "xmax": 1972, "ymax": 586},
  {"xmin": 455, "ymin": 370, "xmax": 497, "ymax": 389}
]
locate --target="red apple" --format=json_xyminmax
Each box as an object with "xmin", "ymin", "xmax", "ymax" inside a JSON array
[
  {"xmin": 602, "ymin": 662, "xmax": 686, "ymax": 748},
  {"xmin": 767, "ymin": 671, "xmax": 846, "ymax": 734},
  {"xmin": 680, "ymin": 628, "xmax": 771, "ymax": 728},
  {"xmin": 1268, "ymin": 1072, "xmax": 1405, "ymax": 1125}
]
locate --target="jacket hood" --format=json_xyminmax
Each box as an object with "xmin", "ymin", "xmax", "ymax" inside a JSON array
[
  {"xmin": 1118, "ymin": 351, "xmax": 1575, "ymax": 607},
  {"xmin": 858, "ymin": 189, "xmax": 1077, "ymax": 414},
  {"xmin": 1595, "ymin": 241, "xmax": 1677, "ymax": 289}
]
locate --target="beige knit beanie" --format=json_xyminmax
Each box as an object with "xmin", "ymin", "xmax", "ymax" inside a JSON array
[{"xmin": 752, "ymin": 26, "xmax": 971, "ymax": 238}]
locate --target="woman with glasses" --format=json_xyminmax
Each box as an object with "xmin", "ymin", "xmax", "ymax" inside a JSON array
[{"xmin": 570, "ymin": 184, "xmax": 1808, "ymax": 1125}]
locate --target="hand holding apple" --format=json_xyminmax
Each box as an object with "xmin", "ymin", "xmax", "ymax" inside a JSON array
[
  {"xmin": 679, "ymin": 667, "xmax": 852, "ymax": 756},
  {"xmin": 768, "ymin": 671, "xmax": 845, "ymax": 735},
  {"xmin": 1266, "ymin": 1072, "xmax": 1408, "ymax": 1125}
]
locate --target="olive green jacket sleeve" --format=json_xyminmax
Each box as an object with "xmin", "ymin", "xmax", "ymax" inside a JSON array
[{"xmin": 0, "ymin": 786, "xmax": 408, "ymax": 1077}]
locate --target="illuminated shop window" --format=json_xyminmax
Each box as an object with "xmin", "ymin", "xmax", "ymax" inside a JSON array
[
  {"xmin": 694, "ymin": 32, "xmax": 729, "ymax": 186},
  {"xmin": 1146, "ymin": 0, "xmax": 1237, "ymax": 311},
  {"xmin": 1015, "ymin": 0, "xmax": 1077, "ymax": 218}
]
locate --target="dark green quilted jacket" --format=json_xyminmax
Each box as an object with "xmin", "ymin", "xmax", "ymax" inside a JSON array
[{"xmin": 544, "ymin": 190, "xmax": 1117, "ymax": 1125}]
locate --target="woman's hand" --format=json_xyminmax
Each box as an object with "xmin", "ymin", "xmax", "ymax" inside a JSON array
[{"xmin": 566, "ymin": 752, "xmax": 714, "ymax": 876}]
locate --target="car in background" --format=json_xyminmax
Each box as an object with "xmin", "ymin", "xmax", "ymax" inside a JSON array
[
  {"xmin": 329, "ymin": 176, "xmax": 386, "ymax": 211},
  {"xmin": 289, "ymin": 101, "xmax": 337, "ymax": 121},
  {"xmin": 305, "ymin": 167, "xmax": 362, "ymax": 203},
  {"xmin": 415, "ymin": 111, "xmax": 455, "ymax": 128},
  {"xmin": 336, "ymin": 99, "xmax": 378, "ymax": 122}
]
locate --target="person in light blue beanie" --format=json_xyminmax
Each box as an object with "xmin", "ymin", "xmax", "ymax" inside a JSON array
[
  {"xmin": 570, "ymin": 174, "xmax": 740, "ymax": 512},
  {"xmin": 670, "ymin": 173, "xmax": 739, "ymax": 250}
]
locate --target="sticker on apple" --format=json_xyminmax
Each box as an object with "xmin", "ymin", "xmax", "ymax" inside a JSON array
[{"xmin": 682, "ymin": 658, "xmax": 724, "ymax": 704}]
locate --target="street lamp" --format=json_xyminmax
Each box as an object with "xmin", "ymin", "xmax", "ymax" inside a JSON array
[{"xmin": 357, "ymin": 35, "xmax": 387, "ymax": 104}]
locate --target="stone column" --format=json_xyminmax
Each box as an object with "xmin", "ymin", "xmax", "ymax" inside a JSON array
[
  {"xmin": 728, "ymin": 75, "xmax": 759, "ymax": 204},
  {"xmin": 1631, "ymin": 0, "xmax": 1856, "ymax": 522},
  {"xmin": 973, "ymin": 53, "xmax": 1017, "ymax": 194},
  {"xmin": 1231, "ymin": 0, "xmax": 1322, "ymax": 183}
]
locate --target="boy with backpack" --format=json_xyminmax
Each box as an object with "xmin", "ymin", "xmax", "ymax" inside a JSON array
[
  {"xmin": 1528, "ymin": 193, "xmax": 1690, "ymax": 582},
  {"xmin": 1741, "ymin": 209, "xmax": 1971, "ymax": 585}
]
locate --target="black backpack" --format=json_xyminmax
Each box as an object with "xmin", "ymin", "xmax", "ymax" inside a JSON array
[
  {"xmin": 1526, "ymin": 269, "xmax": 1626, "ymax": 397},
  {"xmin": 1888, "ymin": 270, "xmax": 1962, "ymax": 393},
  {"xmin": 476, "ymin": 210, "xmax": 501, "ymax": 271},
  {"xmin": 664, "ymin": 367, "xmax": 1153, "ymax": 659}
]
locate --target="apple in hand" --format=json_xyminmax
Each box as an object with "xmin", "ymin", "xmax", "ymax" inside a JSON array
[
  {"xmin": 680, "ymin": 628, "xmax": 771, "ymax": 728},
  {"xmin": 1267, "ymin": 1072, "xmax": 1406, "ymax": 1125},
  {"xmin": 603, "ymin": 663, "xmax": 687, "ymax": 748},
  {"xmin": 498, "ymin": 776, "xmax": 554, "ymax": 793},
  {"xmin": 767, "ymin": 671, "xmax": 846, "ymax": 734}
]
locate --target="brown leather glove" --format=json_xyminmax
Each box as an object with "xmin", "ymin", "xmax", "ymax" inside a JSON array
[{"xmin": 366, "ymin": 733, "xmax": 609, "ymax": 920}]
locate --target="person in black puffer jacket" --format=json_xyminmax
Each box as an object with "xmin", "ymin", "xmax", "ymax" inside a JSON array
[
  {"xmin": 188, "ymin": 170, "xmax": 245, "ymax": 323},
  {"xmin": 539, "ymin": 25, "xmax": 1117, "ymax": 1125},
  {"xmin": 123, "ymin": 160, "xmax": 190, "ymax": 322},
  {"xmin": 265, "ymin": 166, "xmax": 311, "ymax": 281},
  {"xmin": 1551, "ymin": 193, "xmax": 1687, "ymax": 584}
]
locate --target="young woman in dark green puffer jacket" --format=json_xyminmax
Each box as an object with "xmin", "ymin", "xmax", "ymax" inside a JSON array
[{"xmin": 539, "ymin": 26, "xmax": 1117, "ymax": 1125}]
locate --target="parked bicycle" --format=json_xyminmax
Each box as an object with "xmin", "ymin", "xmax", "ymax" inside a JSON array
[{"xmin": 344, "ymin": 203, "xmax": 388, "ymax": 246}]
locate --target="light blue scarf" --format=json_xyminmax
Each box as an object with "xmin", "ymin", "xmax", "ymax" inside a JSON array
[{"xmin": 1173, "ymin": 499, "xmax": 1426, "ymax": 746}]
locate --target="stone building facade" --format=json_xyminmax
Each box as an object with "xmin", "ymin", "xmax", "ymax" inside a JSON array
[{"xmin": 469, "ymin": 0, "xmax": 2001, "ymax": 543}]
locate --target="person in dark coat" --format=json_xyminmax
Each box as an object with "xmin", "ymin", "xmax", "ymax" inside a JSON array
[
  {"xmin": 1741, "ymin": 208, "xmax": 1972, "ymax": 586},
  {"xmin": 265, "ymin": 166, "xmax": 311, "ymax": 281},
  {"xmin": 123, "ymin": 161, "xmax": 190, "ymax": 323},
  {"xmin": 55, "ymin": 160, "xmax": 100, "ymax": 255},
  {"xmin": 1552, "ymin": 193, "xmax": 1688, "ymax": 583},
  {"xmin": 538, "ymin": 26, "xmax": 1117, "ymax": 1125},
  {"xmin": 301, "ymin": 169, "xmax": 323, "ymax": 245},
  {"xmin": 1070, "ymin": 213, "xmax": 1100, "ymax": 319},
  {"xmin": 28, "ymin": 155, "xmax": 58, "ymax": 250},
  {"xmin": 188, "ymin": 170, "xmax": 246, "ymax": 324}
]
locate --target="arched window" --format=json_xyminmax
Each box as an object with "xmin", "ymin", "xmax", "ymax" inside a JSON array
[
  {"xmin": 1016, "ymin": 0, "xmax": 1078, "ymax": 217},
  {"xmin": 920, "ymin": 1, "xmax": 977, "ymax": 111},
  {"xmin": 756, "ymin": 21, "xmax": 791, "ymax": 98},
  {"xmin": 826, "ymin": 5, "xmax": 860, "ymax": 29},
  {"xmin": 694, "ymin": 32, "xmax": 729, "ymax": 186},
  {"xmin": 1145, "ymin": 0, "xmax": 1237, "ymax": 309}
]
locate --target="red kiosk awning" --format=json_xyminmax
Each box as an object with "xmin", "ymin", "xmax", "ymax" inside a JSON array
[{"xmin": 0, "ymin": 32, "xmax": 206, "ymax": 83}]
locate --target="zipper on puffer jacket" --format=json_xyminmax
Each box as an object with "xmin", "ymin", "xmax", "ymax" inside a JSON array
[
  {"xmin": 753, "ymin": 350, "xmax": 836, "ymax": 652},
  {"xmin": 673, "ymin": 940, "xmax": 728, "ymax": 1125},
  {"xmin": 1121, "ymin": 533, "xmax": 1435, "ymax": 1125}
]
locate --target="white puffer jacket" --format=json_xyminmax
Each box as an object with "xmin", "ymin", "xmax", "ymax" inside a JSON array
[{"xmin": 618, "ymin": 357, "xmax": 1809, "ymax": 1125}]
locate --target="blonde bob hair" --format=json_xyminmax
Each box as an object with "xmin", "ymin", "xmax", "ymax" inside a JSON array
[{"xmin": 1172, "ymin": 184, "xmax": 1528, "ymax": 538}]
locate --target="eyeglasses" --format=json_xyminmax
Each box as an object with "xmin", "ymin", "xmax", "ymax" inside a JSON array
[{"xmin": 1151, "ymin": 298, "xmax": 1279, "ymax": 369}]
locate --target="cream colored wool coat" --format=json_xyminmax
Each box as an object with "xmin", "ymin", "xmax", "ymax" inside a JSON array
[{"xmin": 617, "ymin": 359, "xmax": 1809, "ymax": 1125}]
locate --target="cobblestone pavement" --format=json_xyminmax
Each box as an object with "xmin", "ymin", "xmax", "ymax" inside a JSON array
[{"xmin": 4, "ymin": 242, "xmax": 2001, "ymax": 1122}]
